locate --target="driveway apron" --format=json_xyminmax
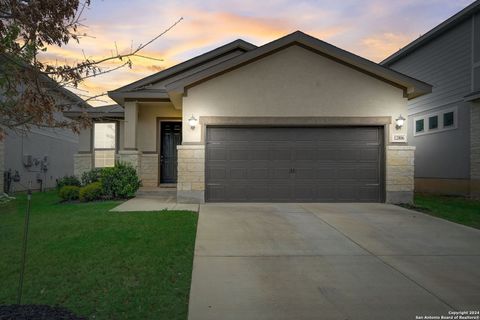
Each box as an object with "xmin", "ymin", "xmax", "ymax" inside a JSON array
[{"xmin": 188, "ymin": 203, "xmax": 480, "ymax": 320}]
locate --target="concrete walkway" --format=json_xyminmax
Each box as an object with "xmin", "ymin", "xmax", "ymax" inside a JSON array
[
  {"xmin": 110, "ymin": 196, "xmax": 199, "ymax": 212},
  {"xmin": 188, "ymin": 203, "xmax": 480, "ymax": 320}
]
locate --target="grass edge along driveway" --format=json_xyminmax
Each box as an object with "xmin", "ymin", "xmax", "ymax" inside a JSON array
[
  {"xmin": 0, "ymin": 191, "xmax": 198, "ymax": 320},
  {"xmin": 405, "ymin": 193, "xmax": 480, "ymax": 230}
]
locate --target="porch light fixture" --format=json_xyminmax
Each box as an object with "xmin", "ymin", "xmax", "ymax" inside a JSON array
[
  {"xmin": 188, "ymin": 115, "xmax": 198, "ymax": 129},
  {"xmin": 395, "ymin": 115, "xmax": 405, "ymax": 129}
]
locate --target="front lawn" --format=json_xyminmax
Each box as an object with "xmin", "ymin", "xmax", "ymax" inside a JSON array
[
  {"xmin": 412, "ymin": 194, "xmax": 480, "ymax": 230},
  {"xmin": 0, "ymin": 191, "xmax": 198, "ymax": 319}
]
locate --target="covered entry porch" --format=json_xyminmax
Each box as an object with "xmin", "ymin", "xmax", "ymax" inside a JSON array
[{"xmin": 71, "ymin": 100, "xmax": 183, "ymax": 188}]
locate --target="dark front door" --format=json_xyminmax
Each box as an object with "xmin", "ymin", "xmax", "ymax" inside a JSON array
[
  {"xmin": 160, "ymin": 122, "xmax": 182, "ymax": 183},
  {"xmin": 205, "ymin": 126, "xmax": 384, "ymax": 202}
]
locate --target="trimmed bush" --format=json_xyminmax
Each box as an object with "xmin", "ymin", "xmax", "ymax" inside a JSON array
[
  {"xmin": 79, "ymin": 182, "xmax": 103, "ymax": 202},
  {"xmin": 81, "ymin": 168, "xmax": 103, "ymax": 185},
  {"xmin": 101, "ymin": 162, "xmax": 141, "ymax": 199},
  {"xmin": 59, "ymin": 186, "xmax": 80, "ymax": 201},
  {"xmin": 57, "ymin": 175, "xmax": 81, "ymax": 190}
]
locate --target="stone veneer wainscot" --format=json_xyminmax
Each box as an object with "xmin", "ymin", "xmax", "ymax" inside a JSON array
[
  {"xmin": 386, "ymin": 145, "xmax": 415, "ymax": 204},
  {"xmin": 177, "ymin": 144, "xmax": 205, "ymax": 203}
]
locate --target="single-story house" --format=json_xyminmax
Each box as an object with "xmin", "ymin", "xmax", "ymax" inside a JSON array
[
  {"xmin": 382, "ymin": 0, "xmax": 480, "ymax": 197},
  {"xmin": 66, "ymin": 31, "xmax": 432, "ymax": 204}
]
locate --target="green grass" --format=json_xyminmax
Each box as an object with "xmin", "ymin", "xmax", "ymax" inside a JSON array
[
  {"xmin": 411, "ymin": 194, "xmax": 480, "ymax": 229},
  {"xmin": 0, "ymin": 191, "xmax": 198, "ymax": 319}
]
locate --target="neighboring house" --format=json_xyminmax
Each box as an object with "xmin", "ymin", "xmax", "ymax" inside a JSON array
[
  {"xmin": 66, "ymin": 31, "xmax": 431, "ymax": 204},
  {"xmin": 382, "ymin": 1, "xmax": 480, "ymax": 197},
  {"xmin": 1, "ymin": 69, "xmax": 88, "ymax": 193}
]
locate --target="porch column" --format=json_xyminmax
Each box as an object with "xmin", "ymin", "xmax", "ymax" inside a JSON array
[
  {"xmin": 118, "ymin": 101, "xmax": 141, "ymax": 171},
  {"xmin": 124, "ymin": 101, "xmax": 138, "ymax": 150}
]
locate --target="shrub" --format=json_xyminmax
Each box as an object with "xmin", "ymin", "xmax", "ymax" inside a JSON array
[
  {"xmin": 81, "ymin": 168, "xmax": 103, "ymax": 185},
  {"xmin": 59, "ymin": 186, "xmax": 80, "ymax": 201},
  {"xmin": 101, "ymin": 162, "xmax": 141, "ymax": 199},
  {"xmin": 57, "ymin": 175, "xmax": 81, "ymax": 190},
  {"xmin": 79, "ymin": 182, "xmax": 103, "ymax": 202}
]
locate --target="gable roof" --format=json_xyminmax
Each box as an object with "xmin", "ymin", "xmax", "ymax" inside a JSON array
[
  {"xmin": 382, "ymin": 1, "xmax": 480, "ymax": 66},
  {"xmin": 63, "ymin": 104, "xmax": 124, "ymax": 119},
  {"xmin": 108, "ymin": 31, "xmax": 432, "ymax": 106},
  {"xmin": 165, "ymin": 31, "xmax": 432, "ymax": 100},
  {"xmin": 108, "ymin": 39, "xmax": 256, "ymax": 104}
]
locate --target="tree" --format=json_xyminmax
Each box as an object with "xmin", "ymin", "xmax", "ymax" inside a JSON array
[{"xmin": 0, "ymin": 0, "xmax": 181, "ymax": 139}]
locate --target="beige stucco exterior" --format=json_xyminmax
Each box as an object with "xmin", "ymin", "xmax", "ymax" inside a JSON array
[
  {"xmin": 137, "ymin": 102, "xmax": 181, "ymax": 152},
  {"xmin": 175, "ymin": 45, "xmax": 413, "ymax": 203},
  {"xmin": 74, "ymin": 44, "xmax": 417, "ymax": 203},
  {"xmin": 183, "ymin": 45, "xmax": 408, "ymax": 143}
]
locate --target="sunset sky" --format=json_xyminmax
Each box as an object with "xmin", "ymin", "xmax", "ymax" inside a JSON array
[{"xmin": 41, "ymin": 0, "xmax": 474, "ymax": 106}]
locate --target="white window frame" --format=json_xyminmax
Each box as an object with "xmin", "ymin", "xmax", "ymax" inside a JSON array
[
  {"xmin": 93, "ymin": 122, "xmax": 117, "ymax": 168},
  {"xmin": 413, "ymin": 106, "xmax": 458, "ymax": 137}
]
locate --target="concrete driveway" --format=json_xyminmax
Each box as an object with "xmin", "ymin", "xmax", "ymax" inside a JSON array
[{"xmin": 188, "ymin": 203, "xmax": 480, "ymax": 320}]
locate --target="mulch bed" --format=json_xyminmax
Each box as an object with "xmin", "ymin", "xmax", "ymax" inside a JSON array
[{"xmin": 0, "ymin": 305, "xmax": 86, "ymax": 320}]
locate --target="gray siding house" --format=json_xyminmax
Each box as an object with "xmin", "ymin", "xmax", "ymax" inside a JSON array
[
  {"xmin": 382, "ymin": 1, "xmax": 480, "ymax": 197},
  {"xmin": 1, "ymin": 76, "xmax": 87, "ymax": 193}
]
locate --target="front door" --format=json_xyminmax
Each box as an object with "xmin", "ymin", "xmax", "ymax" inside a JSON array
[{"xmin": 160, "ymin": 122, "xmax": 182, "ymax": 183}]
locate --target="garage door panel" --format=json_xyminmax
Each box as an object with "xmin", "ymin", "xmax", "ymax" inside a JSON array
[
  {"xmin": 229, "ymin": 149, "xmax": 252, "ymax": 160},
  {"xmin": 358, "ymin": 186, "xmax": 381, "ymax": 202},
  {"xmin": 207, "ymin": 184, "xmax": 226, "ymax": 202},
  {"xmin": 359, "ymin": 149, "xmax": 380, "ymax": 161},
  {"xmin": 207, "ymin": 148, "xmax": 227, "ymax": 160},
  {"xmin": 229, "ymin": 167, "xmax": 247, "ymax": 179},
  {"xmin": 270, "ymin": 168, "xmax": 291, "ymax": 179},
  {"xmin": 269, "ymin": 184, "xmax": 292, "ymax": 201},
  {"xmin": 272, "ymin": 149, "xmax": 291, "ymax": 160},
  {"xmin": 208, "ymin": 167, "xmax": 227, "ymax": 180},
  {"xmin": 248, "ymin": 168, "xmax": 269, "ymax": 179},
  {"xmin": 293, "ymin": 183, "xmax": 317, "ymax": 200},
  {"xmin": 316, "ymin": 185, "xmax": 337, "ymax": 201},
  {"xmin": 336, "ymin": 185, "xmax": 359, "ymax": 201},
  {"xmin": 293, "ymin": 149, "xmax": 317, "ymax": 160},
  {"xmin": 294, "ymin": 168, "xmax": 317, "ymax": 179},
  {"xmin": 206, "ymin": 127, "xmax": 383, "ymax": 202},
  {"xmin": 251, "ymin": 149, "xmax": 270, "ymax": 160},
  {"xmin": 227, "ymin": 188, "xmax": 249, "ymax": 201}
]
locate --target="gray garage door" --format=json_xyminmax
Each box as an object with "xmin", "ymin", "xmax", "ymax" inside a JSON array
[{"xmin": 206, "ymin": 127, "xmax": 384, "ymax": 202}]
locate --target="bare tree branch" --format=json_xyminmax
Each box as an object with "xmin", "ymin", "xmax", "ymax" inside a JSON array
[{"xmin": 0, "ymin": 0, "xmax": 181, "ymax": 139}]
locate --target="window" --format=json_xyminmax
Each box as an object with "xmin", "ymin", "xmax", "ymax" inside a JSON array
[
  {"xmin": 428, "ymin": 116, "xmax": 438, "ymax": 130},
  {"xmin": 94, "ymin": 123, "xmax": 116, "ymax": 167},
  {"xmin": 415, "ymin": 119, "xmax": 424, "ymax": 133},
  {"xmin": 413, "ymin": 107, "xmax": 457, "ymax": 136},
  {"xmin": 443, "ymin": 112, "xmax": 454, "ymax": 127}
]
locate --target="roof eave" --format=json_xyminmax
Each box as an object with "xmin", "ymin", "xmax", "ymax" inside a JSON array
[
  {"xmin": 63, "ymin": 111, "xmax": 125, "ymax": 119},
  {"xmin": 164, "ymin": 31, "xmax": 432, "ymax": 99},
  {"xmin": 381, "ymin": 1, "xmax": 480, "ymax": 66},
  {"xmin": 107, "ymin": 89, "xmax": 170, "ymax": 105},
  {"xmin": 111, "ymin": 39, "xmax": 257, "ymax": 93}
]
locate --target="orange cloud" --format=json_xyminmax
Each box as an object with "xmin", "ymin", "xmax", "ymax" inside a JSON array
[
  {"xmin": 36, "ymin": 0, "xmax": 470, "ymax": 106},
  {"xmin": 359, "ymin": 32, "xmax": 413, "ymax": 62}
]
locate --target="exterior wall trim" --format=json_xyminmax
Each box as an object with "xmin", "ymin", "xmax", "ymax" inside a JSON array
[{"xmin": 199, "ymin": 116, "xmax": 392, "ymax": 144}]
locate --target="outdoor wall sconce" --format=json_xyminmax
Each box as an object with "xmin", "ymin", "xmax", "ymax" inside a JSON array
[
  {"xmin": 188, "ymin": 115, "xmax": 198, "ymax": 129},
  {"xmin": 395, "ymin": 115, "xmax": 405, "ymax": 129}
]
